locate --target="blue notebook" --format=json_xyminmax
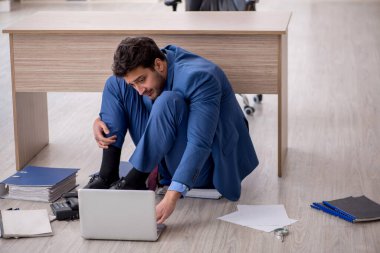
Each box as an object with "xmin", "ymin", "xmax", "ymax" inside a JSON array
[
  {"xmin": 323, "ymin": 196, "xmax": 380, "ymax": 222},
  {"xmin": 1, "ymin": 165, "xmax": 79, "ymax": 187},
  {"xmin": 311, "ymin": 196, "xmax": 380, "ymax": 223}
]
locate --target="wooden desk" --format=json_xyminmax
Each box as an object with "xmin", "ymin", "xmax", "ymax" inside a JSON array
[{"xmin": 3, "ymin": 11, "xmax": 291, "ymax": 177}]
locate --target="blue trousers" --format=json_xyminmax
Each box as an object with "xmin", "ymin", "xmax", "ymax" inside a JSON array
[{"xmin": 99, "ymin": 76, "xmax": 214, "ymax": 188}]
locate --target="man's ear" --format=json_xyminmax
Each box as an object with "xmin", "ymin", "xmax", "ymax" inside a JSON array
[{"xmin": 154, "ymin": 58, "xmax": 165, "ymax": 73}]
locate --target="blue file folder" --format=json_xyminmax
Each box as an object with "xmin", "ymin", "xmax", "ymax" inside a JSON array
[{"xmin": 1, "ymin": 165, "xmax": 79, "ymax": 187}]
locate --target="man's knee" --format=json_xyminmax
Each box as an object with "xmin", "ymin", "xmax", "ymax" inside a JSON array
[
  {"xmin": 105, "ymin": 75, "xmax": 119, "ymax": 86},
  {"xmin": 104, "ymin": 76, "xmax": 125, "ymax": 95},
  {"xmin": 151, "ymin": 91, "xmax": 188, "ymax": 123},
  {"xmin": 154, "ymin": 91, "xmax": 186, "ymax": 110}
]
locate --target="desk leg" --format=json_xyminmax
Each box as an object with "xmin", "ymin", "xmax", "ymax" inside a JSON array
[
  {"xmin": 13, "ymin": 92, "xmax": 49, "ymax": 170},
  {"xmin": 278, "ymin": 33, "xmax": 288, "ymax": 177}
]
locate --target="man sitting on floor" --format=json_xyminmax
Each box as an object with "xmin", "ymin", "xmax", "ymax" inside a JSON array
[{"xmin": 85, "ymin": 37, "xmax": 259, "ymax": 223}]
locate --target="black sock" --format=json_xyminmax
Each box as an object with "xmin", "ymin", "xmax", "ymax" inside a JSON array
[
  {"xmin": 122, "ymin": 168, "xmax": 150, "ymax": 189},
  {"xmin": 99, "ymin": 145, "xmax": 121, "ymax": 183}
]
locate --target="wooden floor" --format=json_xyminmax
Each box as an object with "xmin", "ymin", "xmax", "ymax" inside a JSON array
[{"xmin": 1, "ymin": 0, "xmax": 380, "ymax": 252}]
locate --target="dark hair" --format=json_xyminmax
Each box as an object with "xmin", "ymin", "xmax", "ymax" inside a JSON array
[{"xmin": 112, "ymin": 37, "xmax": 166, "ymax": 77}]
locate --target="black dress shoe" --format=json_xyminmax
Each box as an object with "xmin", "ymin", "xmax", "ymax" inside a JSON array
[
  {"xmin": 83, "ymin": 174, "xmax": 118, "ymax": 189},
  {"xmin": 109, "ymin": 176, "xmax": 147, "ymax": 190}
]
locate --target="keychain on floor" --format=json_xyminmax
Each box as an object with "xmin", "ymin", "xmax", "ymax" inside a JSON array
[{"xmin": 274, "ymin": 227, "xmax": 289, "ymax": 242}]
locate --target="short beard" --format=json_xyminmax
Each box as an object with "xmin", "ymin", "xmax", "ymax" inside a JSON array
[{"xmin": 152, "ymin": 70, "xmax": 166, "ymax": 100}]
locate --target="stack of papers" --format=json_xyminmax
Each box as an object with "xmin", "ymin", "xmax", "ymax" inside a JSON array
[
  {"xmin": 157, "ymin": 186, "xmax": 222, "ymax": 199},
  {"xmin": 0, "ymin": 166, "xmax": 79, "ymax": 202},
  {"xmin": 218, "ymin": 205, "xmax": 297, "ymax": 232}
]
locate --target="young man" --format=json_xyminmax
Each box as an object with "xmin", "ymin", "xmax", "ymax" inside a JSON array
[{"xmin": 85, "ymin": 37, "xmax": 259, "ymax": 223}]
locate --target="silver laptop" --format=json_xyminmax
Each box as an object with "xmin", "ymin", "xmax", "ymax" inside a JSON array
[{"xmin": 78, "ymin": 189, "xmax": 166, "ymax": 241}]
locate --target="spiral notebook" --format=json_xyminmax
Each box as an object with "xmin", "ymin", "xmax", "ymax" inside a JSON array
[
  {"xmin": 0, "ymin": 209, "xmax": 53, "ymax": 238},
  {"xmin": 311, "ymin": 195, "xmax": 380, "ymax": 223}
]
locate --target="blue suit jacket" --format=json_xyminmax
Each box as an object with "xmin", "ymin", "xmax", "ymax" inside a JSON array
[{"xmin": 162, "ymin": 45, "xmax": 259, "ymax": 201}]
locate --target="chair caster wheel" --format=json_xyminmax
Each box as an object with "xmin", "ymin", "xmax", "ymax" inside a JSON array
[
  {"xmin": 244, "ymin": 105, "xmax": 255, "ymax": 115},
  {"xmin": 253, "ymin": 94, "xmax": 263, "ymax": 103}
]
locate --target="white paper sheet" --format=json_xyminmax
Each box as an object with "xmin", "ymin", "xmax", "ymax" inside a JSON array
[{"xmin": 218, "ymin": 204, "xmax": 298, "ymax": 232}]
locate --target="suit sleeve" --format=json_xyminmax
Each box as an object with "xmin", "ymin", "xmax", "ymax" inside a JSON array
[{"xmin": 172, "ymin": 72, "xmax": 222, "ymax": 188}]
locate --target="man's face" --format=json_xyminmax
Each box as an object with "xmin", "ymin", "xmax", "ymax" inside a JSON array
[{"xmin": 125, "ymin": 59, "xmax": 166, "ymax": 101}]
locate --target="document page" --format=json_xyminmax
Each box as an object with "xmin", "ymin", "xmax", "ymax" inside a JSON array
[{"xmin": 218, "ymin": 205, "xmax": 297, "ymax": 232}]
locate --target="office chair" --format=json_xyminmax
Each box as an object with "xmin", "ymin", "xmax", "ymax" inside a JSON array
[{"xmin": 164, "ymin": 0, "xmax": 263, "ymax": 115}]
